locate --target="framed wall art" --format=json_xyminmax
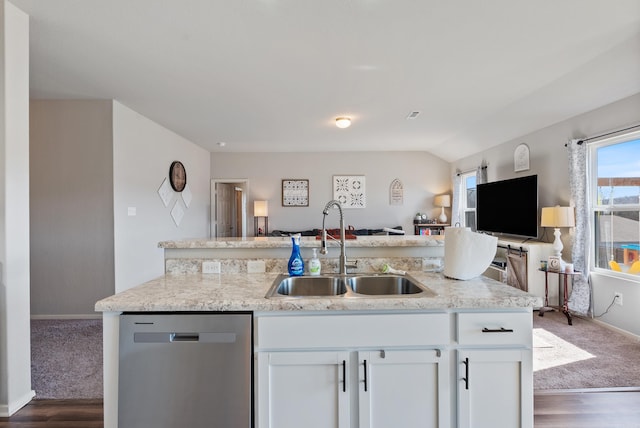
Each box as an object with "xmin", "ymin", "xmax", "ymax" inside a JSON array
[
  {"xmin": 282, "ymin": 179, "xmax": 309, "ymax": 206},
  {"xmin": 389, "ymin": 178, "xmax": 403, "ymax": 206},
  {"xmin": 333, "ymin": 175, "xmax": 366, "ymax": 208},
  {"xmin": 514, "ymin": 143, "xmax": 530, "ymax": 172}
]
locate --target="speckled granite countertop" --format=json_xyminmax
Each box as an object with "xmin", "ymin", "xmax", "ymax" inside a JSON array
[
  {"xmin": 158, "ymin": 235, "xmax": 444, "ymax": 249},
  {"xmin": 95, "ymin": 271, "xmax": 542, "ymax": 313}
]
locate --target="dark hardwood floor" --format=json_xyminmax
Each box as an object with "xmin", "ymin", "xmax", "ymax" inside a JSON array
[
  {"xmin": 2, "ymin": 391, "xmax": 640, "ymax": 427},
  {"xmin": 0, "ymin": 400, "xmax": 103, "ymax": 428},
  {"xmin": 534, "ymin": 388, "xmax": 640, "ymax": 428}
]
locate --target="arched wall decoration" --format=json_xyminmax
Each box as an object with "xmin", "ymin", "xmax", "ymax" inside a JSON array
[
  {"xmin": 514, "ymin": 143, "xmax": 530, "ymax": 172},
  {"xmin": 389, "ymin": 178, "xmax": 403, "ymax": 205}
]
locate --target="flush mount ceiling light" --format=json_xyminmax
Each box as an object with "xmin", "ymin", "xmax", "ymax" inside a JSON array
[{"xmin": 335, "ymin": 117, "xmax": 351, "ymax": 129}]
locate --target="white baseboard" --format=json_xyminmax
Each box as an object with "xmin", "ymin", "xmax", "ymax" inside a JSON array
[
  {"xmin": 589, "ymin": 317, "xmax": 640, "ymax": 342},
  {"xmin": 31, "ymin": 314, "xmax": 102, "ymax": 320},
  {"xmin": 536, "ymin": 386, "xmax": 640, "ymax": 394},
  {"xmin": 0, "ymin": 389, "xmax": 35, "ymax": 417}
]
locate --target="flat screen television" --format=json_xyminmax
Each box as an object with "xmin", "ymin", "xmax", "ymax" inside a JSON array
[{"xmin": 476, "ymin": 174, "xmax": 538, "ymax": 239}]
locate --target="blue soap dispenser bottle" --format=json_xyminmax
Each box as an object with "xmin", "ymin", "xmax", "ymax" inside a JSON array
[{"xmin": 288, "ymin": 233, "xmax": 305, "ymax": 276}]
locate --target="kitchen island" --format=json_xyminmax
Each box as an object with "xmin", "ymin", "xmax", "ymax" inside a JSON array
[
  {"xmin": 96, "ymin": 235, "xmax": 541, "ymax": 428},
  {"xmin": 96, "ymin": 270, "xmax": 539, "ymax": 313}
]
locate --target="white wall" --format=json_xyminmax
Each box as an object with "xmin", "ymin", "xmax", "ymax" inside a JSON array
[
  {"xmin": 113, "ymin": 101, "xmax": 210, "ymax": 292},
  {"xmin": 451, "ymin": 92, "xmax": 640, "ymax": 335},
  {"xmin": 452, "ymin": 93, "xmax": 640, "ymax": 216},
  {"xmin": 591, "ymin": 272, "xmax": 640, "ymax": 336},
  {"xmin": 211, "ymin": 151, "xmax": 451, "ymax": 235},
  {"xmin": 0, "ymin": 0, "xmax": 33, "ymax": 416},
  {"xmin": 30, "ymin": 100, "xmax": 115, "ymax": 316}
]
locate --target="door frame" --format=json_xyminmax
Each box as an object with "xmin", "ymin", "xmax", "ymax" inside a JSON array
[{"xmin": 211, "ymin": 179, "xmax": 249, "ymax": 238}]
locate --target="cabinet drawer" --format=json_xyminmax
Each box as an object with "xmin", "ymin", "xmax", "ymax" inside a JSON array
[
  {"xmin": 257, "ymin": 313, "xmax": 450, "ymax": 349},
  {"xmin": 457, "ymin": 312, "xmax": 531, "ymax": 346}
]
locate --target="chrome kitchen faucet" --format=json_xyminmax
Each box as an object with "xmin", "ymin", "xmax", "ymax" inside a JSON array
[{"xmin": 321, "ymin": 200, "xmax": 357, "ymax": 274}]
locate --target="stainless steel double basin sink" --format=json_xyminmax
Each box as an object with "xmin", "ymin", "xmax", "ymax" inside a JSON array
[{"xmin": 265, "ymin": 273, "xmax": 436, "ymax": 299}]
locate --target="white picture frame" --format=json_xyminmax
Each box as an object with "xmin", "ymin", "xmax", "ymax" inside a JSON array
[
  {"xmin": 282, "ymin": 179, "xmax": 309, "ymax": 207},
  {"xmin": 333, "ymin": 175, "xmax": 366, "ymax": 208}
]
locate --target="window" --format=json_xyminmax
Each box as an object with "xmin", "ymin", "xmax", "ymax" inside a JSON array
[
  {"xmin": 461, "ymin": 172, "xmax": 477, "ymax": 230},
  {"xmin": 589, "ymin": 131, "xmax": 640, "ymax": 276}
]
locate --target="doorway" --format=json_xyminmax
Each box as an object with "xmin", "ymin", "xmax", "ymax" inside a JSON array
[{"xmin": 211, "ymin": 179, "xmax": 248, "ymax": 238}]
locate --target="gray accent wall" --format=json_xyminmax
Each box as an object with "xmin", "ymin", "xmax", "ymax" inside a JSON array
[
  {"xmin": 30, "ymin": 100, "xmax": 212, "ymax": 315},
  {"xmin": 30, "ymin": 100, "xmax": 115, "ymax": 316}
]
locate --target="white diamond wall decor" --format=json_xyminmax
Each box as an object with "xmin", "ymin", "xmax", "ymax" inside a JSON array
[
  {"xmin": 170, "ymin": 200, "xmax": 185, "ymax": 226},
  {"xmin": 158, "ymin": 177, "xmax": 173, "ymax": 207}
]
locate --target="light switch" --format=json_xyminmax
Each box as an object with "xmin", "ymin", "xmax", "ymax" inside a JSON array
[{"xmin": 128, "ymin": 207, "xmax": 137, "ymax": 216}]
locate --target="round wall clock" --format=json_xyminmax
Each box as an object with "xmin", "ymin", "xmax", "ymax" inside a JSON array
[{"xmin": 169, "ymin": 161, "xmax": 187, "ymax": 192}]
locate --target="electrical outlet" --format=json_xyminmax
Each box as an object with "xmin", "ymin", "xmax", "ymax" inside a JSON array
[
  {"xmin": 614, "ymin": 292, "xmax": 623, "ymax": 306},
  {"xmin": 247, "ymin": 260, "xmax": 266, "ymax": 273},
  {"xmin": 202, "ymin": 261, "xmax": 221, "ymax": 274}
]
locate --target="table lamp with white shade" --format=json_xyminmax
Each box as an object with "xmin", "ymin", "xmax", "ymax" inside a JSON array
[
  {"xmin": 540, "ymin": 205, "xmax": 575, "ymax": 267},
  {"xmin": 434, "ymin": 194, "xmax": 451, "ymax": 224},
  {"xmin": 254, "ymin": 200, "xmax": 269, "ymax": 236}
]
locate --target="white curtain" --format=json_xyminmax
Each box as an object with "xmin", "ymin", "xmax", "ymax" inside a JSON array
[
  {"xmin": 451, "ymin": 164, "xmax": 486, "ymax": 228},
  {"xmin": 451, "ymin": 172, "xmax": 462, "ymax": 226},
  {"xmin": 566, "ymin": 139, "xmax": 592, "ymax": 316}
]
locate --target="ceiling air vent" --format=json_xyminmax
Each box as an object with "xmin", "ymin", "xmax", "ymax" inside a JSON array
[{"xmin": 406, "ymin": 111, "xmax": 420, "ymax": 120}]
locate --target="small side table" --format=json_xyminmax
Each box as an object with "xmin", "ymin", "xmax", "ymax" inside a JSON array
[{"xmin": 538, "ymin": 268, "xmax": 580, "ymax": 325}]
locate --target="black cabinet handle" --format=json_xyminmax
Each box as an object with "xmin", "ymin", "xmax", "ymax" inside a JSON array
[
  {"xmin": 363, "ymin": 359, "xmax": 368, "ymax": 392},
  {"xmin": 342, "ymin": 360, "xmax": 346, "ymax": 392},
  {"xmin": 482, "ymin": 327, "xmax": 514, "ymax": 333},
  {"xmin": 462, "ymin": 357, "xmax": 469, "ymax": 390}
]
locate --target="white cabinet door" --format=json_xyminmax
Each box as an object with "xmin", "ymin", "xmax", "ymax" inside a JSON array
[
  {"xmin": 457, "ymin": 349, "xmax": 533, "ymax": 428},
  {"xmin": 358, "ymin": 349, "xmax": 450, "ymax": 428},
  {"xmin": 258, "ymin": 351, "xmax": 350, "ymax": 428}
]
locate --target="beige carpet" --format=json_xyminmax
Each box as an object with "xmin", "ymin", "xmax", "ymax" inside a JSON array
[
  {"xmin": 30, "ymin": 319, "xmax": 103, "ymax": 399},
  {"xmin": 533, "ymin": 310, "xmax": 640, "ymax": 390}
]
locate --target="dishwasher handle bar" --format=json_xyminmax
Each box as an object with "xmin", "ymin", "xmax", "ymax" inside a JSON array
[
  {"xmin": 134, "ymin": 332, "xmax": 237, "ymax": 344},
  {"xmin": 171, "ymin": 333, "xmax": 200, "ymax": 342}
]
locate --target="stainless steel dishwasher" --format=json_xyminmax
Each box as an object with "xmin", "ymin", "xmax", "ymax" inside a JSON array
[{"xmin": 118, "ymin": 312, "xmax": 252, "ymax": 428}]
